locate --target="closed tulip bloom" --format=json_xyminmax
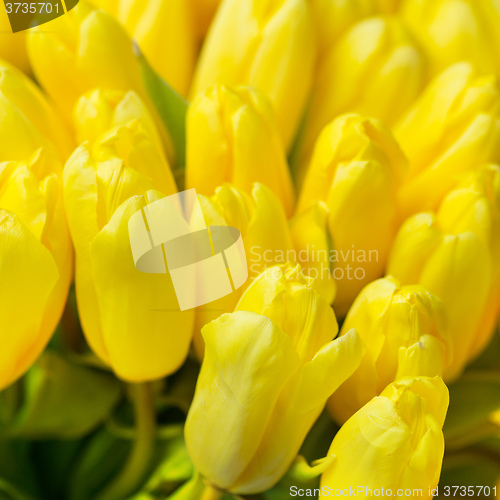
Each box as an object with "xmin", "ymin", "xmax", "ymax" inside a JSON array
[
  {"xmin": 185, "ymin": 264, "xmax": 363, "ymax": 494},
  {"xmin": 235, "ymin": 263, "xmax": 337, "ymax": 347},
  {"xmin": 320, "ymin": 376, "xmax": 449, "ymax": 499},
  {"xmin": 190, "ymin": 0, "xmax": 316, "ymax": 149},
  {"xmin": 73, "ymin": 89, "xmax": 162, "ymax": 149},
  {"xmin": 0, "ymin": 154, "xmax": 72, "ymax": 389},
  {"xmin": 186, "ymin": 85, "xmax": 295, "ymax": 216},
  {"xmin": 298, "ymin": 114, "xmax": 407, "ymax": 316},
  {"xmin": 73, "ymin": 88, "xmax": 176, "ymax": 195},
  {"xmin": 328, "ymin": 276, "xmax": 450, "ymax": 423},
  {"xmin": 90, "ymin": 0, "xmax": 196, "ymax": 96},
  {"xmin": 295, "ymin": 16, "xmax": 423, "ymax": 174},
  {"xmin": 388, "ymin": 167, "xmax": 500, "ymax": 379},
  {"xmin": 396, "ymin": 63, "xmax": 500, "ymax": 218},
  {"xmin": 192, "ymin": 182, "xmax": 294, "ymax": 358},
  {"xmin": 63, "ymin": 142, "xmax": 188, "ymax": 381},
  {"xmin": 27, "ymin": 3, "xmax": 145, "ymax": 121},
  {"xmin": 0, "ymin": 60, "xmax": 72, "ymax": 166},
  {"xmin": 401, "ymin": 0, "xmax": 500, "ymax": 79},
  {"xmin": 435, "ymin": 164, "xmax": 500, "ymax": 360}
]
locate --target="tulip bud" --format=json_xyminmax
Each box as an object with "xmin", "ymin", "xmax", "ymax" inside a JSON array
[
  {"xmin": 295, "ymin": 16, "xmax": 423, "ymax": 175},
  {"xmin": 185, "ymin": 263, "xmax": 363, "ymax": 494},
  {"xmin": 63, "ymin": 143, "xmax": 190, "ymax": 381},
  {"xmin": 320, "ymin": 377, "xmax": 449, "ymax": 499},
  {"xmin": 89, "ymin": 0, "xmax": 196, "ymax": 96},
  {"xmin": 0, "ymin": 153, "xmax": 72, "ymax": 389},
  {"xmin": 436, "ymin": 164, "xmax": 500, "ymax": 360},
  {"xmin": 236, "ymin": 264, "xmax": 338, "ymax": 359},
  {"xmin": 190, "ymin": 0, "xmax": 317, "ymax": 149},
  {"xmin": 0, "ymin": 60, "xmax": 72, "ymax": 166},
  {"xmin": 327, "ymin": 276, "xmax": 450, "ymax": 423},
  {"xmin": 192, "ymin": 182, "xmax": 294, "ymax": 358},
  {"xmin": 186, "ymin": 85, "xmax": 295, "ymax": 216},
  {"xmin": 401, "ymin": 0, "xmax": 500, "ymax": 79},
  {"xmin": 395, "ymin": 63, "xmax": 500, "ymax": 218},
  {"xmin": 388, "ymin": 165, "xmax": 500, "ymax": 379},
  {"xmin": 298, "ymin": 114, "xmax": 407, "ymax": 316},
  {"xmin": 27, "ymin": 3, "xmax": 179, "ymax": 162},
  {"xmin": 73, "ymin": 89, "xmax": 162, "ymax": 148},
  {"xmin": 73, "ymin": 88, "xmax": 177, "ymax": 196},
  {"xmin": 27, "ymin": 3, "xmax": 145, "ymax": 121}
]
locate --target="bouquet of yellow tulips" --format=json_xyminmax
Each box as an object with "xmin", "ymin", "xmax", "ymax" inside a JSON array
[{"xmin": 1, "ymin": 0, "xmax": 500, "ymax": 499}]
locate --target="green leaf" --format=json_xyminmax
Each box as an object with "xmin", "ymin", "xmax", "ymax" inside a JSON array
[
  {"xmin": 0, "ymin": 480, "xmax": 38, "ymax": 500},
  {"xmin": 440, "ymin": 443, "xmax": 500, "ymax": 491},
  {"xmin": 0, "ymin": 350, "xmax": 121, "ymax": 439},
  {"xmin": 68, "ymin": 427, "xmax": 131, "ymax": 500},
  {"xmin": 444, "ymin": 371, "xmax": 500, "ymax": 450},
  {"xmin": 299, "ymin": 409, "xmax": 338, "ymax": 463},
  {"xmin": 467, "ymin": 329, "xmax": 500, "ymax": 372},
  {"xmin": 135, "ymin": 42, "xmax": 188, "ymax": 168},
  {"xmin": 0, "ymin": 440, "xmax": 41, "ymax": 500},
  {"xmin": 124, "ymin": 433, "xmax": 195, "ymax": 499},
  {"xmin": 157, "ymin": 359, "xmax": 200, "ymax": 416},
  {"xmin": 151, "ymin": 434, "xmax": 194, "ymax": 484}
]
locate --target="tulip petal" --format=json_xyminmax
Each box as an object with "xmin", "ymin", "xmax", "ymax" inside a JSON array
[
  {"xmin": 89, "ymin": 194, "xmax": 194, "ymax": 381},
  {"xmin": 0, "ymin": 210, "xmax": 58, "ymax": 389},
  {"xmin": 185, "ymin": 311, "xmax": 300, "ymax": 490}
]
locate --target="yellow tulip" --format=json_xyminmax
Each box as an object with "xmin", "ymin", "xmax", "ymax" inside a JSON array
[
  {"xmin": 89, "ymin": 0, "xmax": 196, "ymax": 96},
  {"xmin": 327, "ymin": 276, "xmax": 451, "ymax": 423},
  {"xmin": 27, "ymin": 3, "xmax": 146, "ymax": 122},
  {"xmin": 192, "ymin": 182, "xmax": 294, "ymax": 358},
  {"xmin": 388, "ymin": 165, "xmax": 500, "ymax": 380},
  {"xmin": 72, "ymin": 88, "xmax": 176, "ymax": 195},
  {"xmin": 185, "ymin": 263, "xmax": 363, "ymax": 494},
  {"xmin": 190, "ymin": 0, "xmax": 317, "ymax": 149},
  {"xmin": 435, "ymin": 164, "xmax": 500, "ymax": 360},
  {"xmin": 0, "ymin": 154, "xmax": 72, "ymax": 390},
  {"xmin": 396, "ymin": 62, "xmax": 500, "ymax": 218},
  {"xmin": 0, "ymin": 8, "xmax": 30, "ymax": 74},
  {"xmin": 63, "ymin": 137, "xmax": 187, "ymax": 381},
  {"xmin": 401, "ymin": 0, "xmax": 500, "ymax": 79},
  {"xmin": 298, "ymin": 114, "xmax": 407, "ymax": 316},
  {"xmin": 186, "ymin": 85, "xmax": 295, "ymax": 216},
  {"xmin": 320, "ymin": 376, "xmax": 449, "ymax": 500},
  {"xmin": 0, "ymin": 59, "xmax": 73, "ymax": 166},
  {"xmin": 295, "ymin": 16, "xmax": 423, "ymax": 175},
  {"xmin": 73, "ymin": 89, "xmax": 161, "ymax": 147}
]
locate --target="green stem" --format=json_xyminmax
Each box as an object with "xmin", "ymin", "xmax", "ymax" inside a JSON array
[
  {"xmin": 97, "ymin": 382, "xmax": 156, "ymax": 500},
  {"xmin": 200, "ymin": 484, "xmax": 224, "ymax": 500}
]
